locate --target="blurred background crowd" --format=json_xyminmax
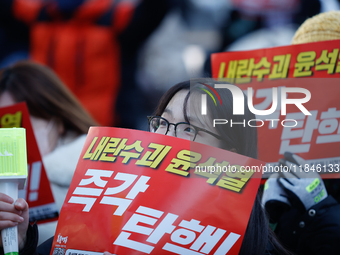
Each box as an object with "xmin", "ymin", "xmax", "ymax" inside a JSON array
[
  {"xmin": 0, "ymin": 0, "xmax": 339, "ymax": 130},
  {"xmin": 1, "ymin": 0, "xmax": 340, "ymax": 250}
]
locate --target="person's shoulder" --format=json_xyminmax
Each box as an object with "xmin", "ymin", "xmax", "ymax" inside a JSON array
[
  {"xmin": 58, "ymin": 131, "xmax": 86, "ymax": 147},
  {"xmin": 42, "ymin": 132, "xmax": 87, "ymax": 182},
  {"xmin": 45, "ymin": 132, "xmax": 87, "ymax": 160}
]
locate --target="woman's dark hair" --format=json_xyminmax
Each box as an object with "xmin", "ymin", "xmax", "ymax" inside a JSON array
[
  {"xmin": 154, "ymin": 79, "xmax": 257, "ymax": 158},
  {"xmin": 0, "ymin": 61, "xmax": 97, "ymax": 135},
  {"xmin": 240, "ymin": 193, "xmax": 294, "ymax": 255},
  {"xmin": 154, "ymin": 79, "xmax": 293, "ymax": 255}
]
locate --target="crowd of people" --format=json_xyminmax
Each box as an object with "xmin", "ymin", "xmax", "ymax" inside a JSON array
[{"xmin": 0, "ymin": 1, "xmax": 340, "ymax": 254}]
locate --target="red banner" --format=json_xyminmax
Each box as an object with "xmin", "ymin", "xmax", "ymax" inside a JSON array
[
  {"xmin": 212, "ymin": 39, "xmax": 340, "ymax": 82},
  {"xmin": 211, "ymin": 40, "xmax": 340, "ymax": 178},
  {"xmin": 0, "ymin": 103, "xmax": 58, "ymax": 222},
  {"xmin": 51, "ymin": 127, "xmax": 263, "ymax": 255}
]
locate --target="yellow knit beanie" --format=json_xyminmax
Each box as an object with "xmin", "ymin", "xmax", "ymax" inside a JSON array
[{"xmin": 292, "ymin": 11, "xmax": 340, "ymax": 44}]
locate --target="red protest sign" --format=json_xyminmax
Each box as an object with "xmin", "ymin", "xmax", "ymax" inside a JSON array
[
  {"xmin": 51, "ymin": 127, "xmax": 263, "ymax": 255},
  {"xmin": 0, "ymin": 102, "xmax": 58, "ymax": 222},
  {"xmin": 211, "ymin": 40, "xmax": 340, "ymax": 178},
  {"xmin": 212, "ymin": 39, "xmax": 340, "ymax": 83}
]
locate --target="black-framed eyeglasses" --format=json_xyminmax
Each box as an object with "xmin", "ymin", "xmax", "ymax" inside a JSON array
[{"xmin": 147, "ymin": 116, "xmax": 223, "ymax": 141}]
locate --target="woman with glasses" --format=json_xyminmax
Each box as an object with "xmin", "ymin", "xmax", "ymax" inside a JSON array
[
  {"xmin": 147, "ymin": 79, "xmax": 291, "ymax": 255},
  {"xmin": 148, "ymin": 80, "xmax": 257, "ymax": 157},
  {"xmin": 0, "ymin": 79, "xmax": 291, "ymax": 255},
  {"xmin": 153, "ymin": 79, "xmax": 340, "ymax": 255}
]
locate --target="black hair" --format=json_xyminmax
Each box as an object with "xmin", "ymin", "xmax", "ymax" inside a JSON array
[
  {"xmin": 154, "ymin": 79, "xmax": 257, "ymax": 158},
  {"xmin": 154, "ymin": 79, "xmax": 293, "ymax": 255}
]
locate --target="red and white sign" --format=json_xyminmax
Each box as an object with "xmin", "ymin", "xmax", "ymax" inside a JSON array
[
  {"xmin": 51, "ymin": 127, "xmax": 263, "ymax": 255},
  {"xmin": 211, "ymin": 40, "xmax": 340, "ymax": 177},
  {"xmin": 0, "ymin": 103, "xmax": 58, "ymax": 222}
]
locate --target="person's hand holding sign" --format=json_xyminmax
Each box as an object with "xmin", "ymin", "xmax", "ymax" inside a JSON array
[
  {"xmin": 278, "ymin": 152, "xmax": 328, "ymax": 211},
  {"xmin": 262, "ymin": 152, "xmax": 328, "ymax": 226},
  {"xmin": 261, "ymin": 173, "xmax": 291, "ymax": 225},
  {"xmin": 265, "ymin": 152, "xmax": 340, "ymax": 255}
]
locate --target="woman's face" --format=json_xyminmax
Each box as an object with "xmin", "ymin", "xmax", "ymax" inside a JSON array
[
  {"xmin": 158, "ymin": 90, "xmax": 222, "ymax": 148},
  {"xmin": 0, "ymin": 91, "xmax": 62, "ymax": 156}
]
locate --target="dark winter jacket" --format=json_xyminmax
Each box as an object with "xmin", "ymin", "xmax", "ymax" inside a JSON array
[{"xmin": 275, "ymin": 195, "xmax": 340, "ymax": 255}]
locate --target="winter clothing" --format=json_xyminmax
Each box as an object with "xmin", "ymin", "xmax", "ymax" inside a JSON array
[
  {"xmin": 275, "ymin": 195, "xmax": 340, "ymax": 255},
  {"xmin": 292, "ymin": 10, "xmax": 340, "ymax": 44},
  {"xmin": 2, "ymin": 0, "xmax": 175, "ymax": 127},
  {"xmin": 9, "ymin": 0, "xmax": 138, "ymax": 126},
  {"xmin": 38, "ymin": 133, "xmax": 87, "ymax": 245},
  {"xmin": 263, "ymin": 152, "xmax": 340, "ymax": 255}
]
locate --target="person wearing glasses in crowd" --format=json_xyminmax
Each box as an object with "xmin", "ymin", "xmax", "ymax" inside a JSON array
[
  {"xmin": 148, "ymin": 115, "xmax": 225, "ymax": 148},
  {"xmin": 0, "ymin": 79, "xmax": 292, "ymax": 254},
  {"xmin": 149, "ymin": 79, "xmax": 340, "ymax": 255},
  {"xmin": 147, "ymin": 80, "xmax": 291, "ymax": 254}
]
